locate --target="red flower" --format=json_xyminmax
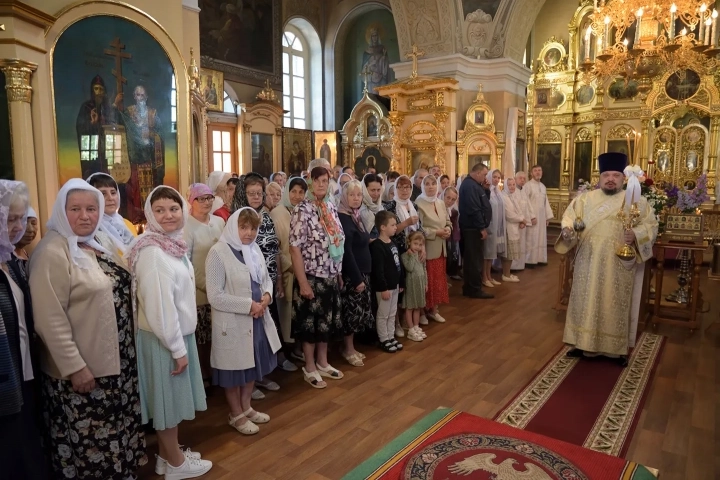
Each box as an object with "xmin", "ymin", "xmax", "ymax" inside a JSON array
[{"xmin": 644, "ymin": 178, "xmax": 654, "ymax": 187}]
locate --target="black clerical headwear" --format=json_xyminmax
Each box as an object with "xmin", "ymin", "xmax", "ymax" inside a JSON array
[{"xmin": 598, "ymin": 152, "xmax": 627, "ymax": 174}]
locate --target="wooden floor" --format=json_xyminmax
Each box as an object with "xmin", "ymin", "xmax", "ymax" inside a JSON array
[{"xmin": 139, "ymin": 252, "xmax": 720, "ymax": 480}]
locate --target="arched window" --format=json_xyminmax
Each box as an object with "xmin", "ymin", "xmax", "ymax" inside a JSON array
[
  {"xmin": 282, "ymin": 28, "xmax": 309, "ymax": 129},
  {"xmin": 223, "ymin": 90, "xmax": 235, "ymax": 114}
]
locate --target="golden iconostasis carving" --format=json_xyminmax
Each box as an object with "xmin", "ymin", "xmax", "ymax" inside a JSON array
[{"xmin": 456, "ymin": 85, "xmax": 504, "ymax": 177}]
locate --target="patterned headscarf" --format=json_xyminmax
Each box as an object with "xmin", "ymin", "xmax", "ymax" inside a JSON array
[
  {"xmin": 307, "ymin": 168, "xmax": 345, "ymax": 263},
  {"xmin": 338, "ymin": 180, "xmax": 365, "ymax": 232},
  {"xmin": 47, "ymin": 179, "xmax": 112, "ymax": 269},
  {"xmin": 231, "ymin": 172, "xmax": 266, "ymax": 213},
  {"xmin": 125, "ymin": 186, "xmax": 189, "ymax": 271},
  {"xmin": 0, "ymin": 180, "xmax": 29, "ymax": 263}
]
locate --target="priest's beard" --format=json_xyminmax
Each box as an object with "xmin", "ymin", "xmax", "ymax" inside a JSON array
[
  {"xmin": 136, "ymin": 99, "xmax": 147, "ymax": 116},
  {"xmin": 601, "ymin": 186, "xmax": 622, "ymax": 195}
]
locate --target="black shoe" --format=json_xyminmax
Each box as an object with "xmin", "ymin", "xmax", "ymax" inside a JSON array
[
  {"xmin": 466, "ymin": 292, "xmax": 494, "ymax": 299},
  {"xmin": 391, "ymin": 339, "xmax": 403, "ymax": 351},
  {"xmin": 566, "ymin": 348, "xmax": 584, "ymax": 358},
  {"xmin": 538, "ymin": 262, "xmax": 548, "ymax": 267},
  {"xmin": 616, "ymin": 356, "xmax": 629, "ymax": 367},
  {"xmin": 380, "ymin": 340, "xmax": 397, "ymax": 353},
  {"xmin": 526, "ymin": 263, "xmax": 537, "ymax": 269}
]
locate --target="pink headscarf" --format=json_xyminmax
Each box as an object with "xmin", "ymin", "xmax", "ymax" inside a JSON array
[{"xmin": 187, "ymin": 183, "xmax": 214, "ymax": 204}]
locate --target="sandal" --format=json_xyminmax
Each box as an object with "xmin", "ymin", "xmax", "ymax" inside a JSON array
[
  {"xmin": 256, "ymin": 379, "xmax": 280, "ymax": 391},
  {"xmin": 302, "ymin": 367, "xmax": 327, "ymax": 389},
  {"xmin": 380, "ymin": 341, "xmax": 397, "ymax": 353},
  {"xmin": 242, "ymin": 408, "xmax": 270, "ymax": 424},
  {"xmin": 316, "ymin": 363, "xmax": 344, "ymax": 379},
  {"xmin": 228, "ymin": 413, "xmax": 259, "ymax": 435},
  {"xmin": 357, "ymin": 351, "xmax": 366, "ymax": 360},
  {"xmin": 342, "ymin": 352, "xmax": 364, "ymax": 367},
  {"xmin": 391, "ymin": 340, "xmax": 403, "ymax": 351}
]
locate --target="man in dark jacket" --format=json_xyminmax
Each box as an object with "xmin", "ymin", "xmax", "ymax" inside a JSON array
[{"xmin": 458, "ymin": 163, "xmax": 493, "ymax": 299}]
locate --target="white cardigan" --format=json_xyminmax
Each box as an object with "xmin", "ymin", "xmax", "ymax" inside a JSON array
[
  {"xmin": 205, "ymin": 242, "xmax": 281, "ymax": 371},
  {"xmin": 135, "ymin": 246, "xmax": 197, "ymax": 359}
]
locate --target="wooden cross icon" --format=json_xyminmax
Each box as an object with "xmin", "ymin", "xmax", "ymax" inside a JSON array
[
  {"xmin": 104, "ymin": 37, "xmax": 132, "ymax": 106},
  {"xmin": 360, "ymin": 65, "xmax": 371, "ymax": 92},
  {"xmin": 405, "ymin": 44, "xmax": 425, "ymax": 78}
]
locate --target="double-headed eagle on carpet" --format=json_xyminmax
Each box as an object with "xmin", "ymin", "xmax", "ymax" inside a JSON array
[{"xmin": 448, "ymin": 453, "xmax": 552, "ymax": 479}]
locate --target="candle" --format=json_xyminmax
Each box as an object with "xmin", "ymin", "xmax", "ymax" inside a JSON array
[
  {"xmin": 706, "ymin": 19, "xmax": 713, "ymax": 44},
  {"xmin": 670, "ymin": 4, "xmax": 677, "ymax": 40},
  {"xmin": 626, "ymin": 133, "xmax": 632, "ymax": 157},
  {"xmin": 634, "ymin": 132, "xmax": 641, "ymax": 165},
  {"xmin": 700, "ymin": 4, "xmax": 707, "ymax": 43},
  {"xmin": 596, "ymin": 35, "xmax": 603, "ymax": 59},
  {"xmin": 635, "ymin": 9, "xmax": 643, "ymax": 45},
  {"xmin": 713, "ymin": 10, "xmax": 718, "ymax": 47},
  {"xmin": 604, "ymin": 16, "xmax": 611, "ymax": 49},
  {"xmin": 585, "ymin": 26, "xmax": 592, "ymax": 59},
  {"xmin": 594, "ymin": 0, "xmax": 598, "ymax": 9}
]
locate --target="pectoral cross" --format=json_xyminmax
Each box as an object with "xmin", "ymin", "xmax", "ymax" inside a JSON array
[
  {"xmin": 360, "ymin": 65, "xmax": 371, "ymax": 93},
  {"xmin": 104, "ymin": 37, "xmax": 131, "ymax": 107},
  {"xmin": 405, "ymin": 44, "xmax": 425, "ymax": 78}
]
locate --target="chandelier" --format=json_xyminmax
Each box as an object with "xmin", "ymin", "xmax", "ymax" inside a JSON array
[{"xmin": 579, "ymin": 0, "xmax": 720, "ymax": 94}]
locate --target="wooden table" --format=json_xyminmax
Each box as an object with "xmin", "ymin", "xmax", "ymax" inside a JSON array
[{"xmin": 652, "ymin": 240, "xmax": 709, "ymax": 332}]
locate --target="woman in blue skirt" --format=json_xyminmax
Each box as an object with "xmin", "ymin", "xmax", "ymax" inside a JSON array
[
  {"xmin": 206, "ymin": 207, "xmax": 280, "ymax": 435},
  {"xmin": 127, "ymin": 186, "xmax": 212, "ymax": 479}
]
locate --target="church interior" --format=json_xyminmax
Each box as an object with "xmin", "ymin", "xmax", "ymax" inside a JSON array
[{"xmin": 1, "ymin": 0, "xmax": 720, "ymax": 478}]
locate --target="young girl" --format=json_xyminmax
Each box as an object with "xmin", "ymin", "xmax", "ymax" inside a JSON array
[
  {"xmin": 401, "ymin": 231, "xmax": 429, "ymax": 342},
  {"xmin": 206, "ymin": 207, "xmax": 280, "ymax": 435},
  {"xmin": 369, "ymin": 211, "xmax": 403, "ymax": 353}
]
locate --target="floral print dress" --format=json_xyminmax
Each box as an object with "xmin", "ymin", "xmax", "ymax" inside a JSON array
[{"xmin": 42, "ymin": 254, "xmax": 146, "ymax": 479}]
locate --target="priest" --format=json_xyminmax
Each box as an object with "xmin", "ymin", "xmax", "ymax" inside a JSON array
[
  {"xmin": 524, "ymin": 165, "xmax": 553, "ymax": 267},
  {"xmin": 560, "ymin": 153, "xmax": 657, "ymax": 366}
]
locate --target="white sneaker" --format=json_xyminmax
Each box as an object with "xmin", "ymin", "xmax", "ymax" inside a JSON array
[
  {"xmin": 395, "ymin": 324, "xmax": 405, "ymax": 337},
  {"xmin": 502, "ymin": 275, "xmax": 520, "ymax": 283},
  {"xmin": 155, "ymin": 448, "xmax": 202, "ymax": 475},
  {"xmin": 407, "ymin": 328, "xmax": 423, "ymax": 342},
  {"xmin": 252, "ymin": 388, "xmax": 265, "ymax": 400},
  {"xmin": 419, "ymin": 315, "xmax": 429, "ymax": 325},
  {"xmin": 428, "ymin": 312, "xmax": 446, "ymax": 323},
  {"xmin": 164, "ymin": 457, "xmax": 212, "ymax": 480},
  {"xmin": 419, "ymin": 328, "xmax": 427, "ymax": 339}
]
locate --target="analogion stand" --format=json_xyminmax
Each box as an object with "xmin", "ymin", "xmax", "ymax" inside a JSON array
[{"xmin": 651, "ymin": 241, "xmax": 709, "ymax": 333}]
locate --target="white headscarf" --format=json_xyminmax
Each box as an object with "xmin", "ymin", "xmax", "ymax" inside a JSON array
[
  {"xmin": 47, "ymin": 179, "xmax": 112, "ymax": 269},
  {"xmin": 361, "ymin": 174, "xmax": 383, "ymax": 213},
  {"xmin": 335, "ymin": 173, "xmax": 353, "ymax": 204},
  {"xmin": 219, "ymin": 207, "xmax": 265, "ymax": 284},
  {"xmin": 86, "ymin": 173, "xmax": 135, "ymax": 253},
  {"xmin": 27, "ymin": 207, "xmax": 37, "ymax": 219},
  {"xmin": 417, "ymin": 175, "xmax": 439, "ymax": 203},
  {"xmin": 393, "ymin": 176, "xmax": 419, "ymax": 232},
  {"xmin": 207, "ymin": 171, "xmax": 231, "ymax": 213}
]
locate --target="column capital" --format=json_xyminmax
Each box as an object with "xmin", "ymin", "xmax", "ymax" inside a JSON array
[{"xmin": 0, "ymin": 59, "xmax": 37, "ymax": 103}]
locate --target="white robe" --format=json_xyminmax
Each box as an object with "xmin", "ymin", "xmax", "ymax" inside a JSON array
[
  {"xmin": 524, "ymin": 179, "xmax": 554, "ymax": 264},
  {"xmin": 511, "ymin": 187, "xmax": 535, "ymax": 271}
]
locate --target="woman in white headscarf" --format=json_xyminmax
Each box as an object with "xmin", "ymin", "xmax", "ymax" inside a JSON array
[
  {"xmin": 359, "ymin": 173, "xmax": 384, "ymax": 236},
  {"xmin": 206, "ymin": 207, "xmax": 281, "ymax": 435},
  {"xmin": 207, "ymin": 171, "xmax": 232, "ymax": 221},
  {"xmin": 415, "ymin": 175, "xmax": 451, "ymax": 324},
  {"xmin": 482, "ymin": 169, "xmax": 506, "ymax": 287},
  {"xmin": 86, "ymin": 172, "xmax": 137, "ymax": 254},
  {"xmin": 382, "ymin": 175, "xmax": 420, "ymax": 255},
  {"xmin": 30, "ymin": 179, "xmax": 146, "ymax": 479},
  {"xmin": 126, "ymin": 186, "xmax": 211, "ymax": 478},
  {"xmin": 0, "ymin": 181, "xmax": 48, "ymax": 479}
]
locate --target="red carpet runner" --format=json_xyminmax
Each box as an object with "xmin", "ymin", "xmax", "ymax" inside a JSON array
[
  {"xmin": 343, "ymin": 409, "xmax": 655, "ymax": 479},
  {"xmin": 494, "ymin": 332, "xmax": 665, "ymax": 458}
]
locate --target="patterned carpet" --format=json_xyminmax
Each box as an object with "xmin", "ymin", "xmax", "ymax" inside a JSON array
[
  {"xmin": 494, "ymin": 332, "xmax": 665, "ymax": 458},
  {"xmin": 344, "ymin": 409, "xmax": 656, "ymax": 480}
]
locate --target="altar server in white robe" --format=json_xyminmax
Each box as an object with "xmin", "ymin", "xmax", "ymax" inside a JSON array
[
  {"xmin": 559, "ymin": 153, "xmax": 657, "ymax": 366},
  {"xmin": 511, "ymin": 171, "xmax": 535, "ymax": 271},
  {"xmin": 524, "ymin": 165, "xmax": 553, "ymax": 266}
]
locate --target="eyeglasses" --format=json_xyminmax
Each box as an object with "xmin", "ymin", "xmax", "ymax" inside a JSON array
[
  {"xmin": 397, "ymin": 185, "xmax": 412, "ymax": 190},
  {"xmin": 246, "ymin": 192, "xmax": 263, "ymax": 198},
  {"xmin": 195, "ymin": 195, "xmax": 215, "ymax": 203}
]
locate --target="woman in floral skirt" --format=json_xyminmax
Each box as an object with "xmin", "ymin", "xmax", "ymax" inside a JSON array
[{"xmin": 30, "ymin": 179, "xmax": 146, "ymax": 479}]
